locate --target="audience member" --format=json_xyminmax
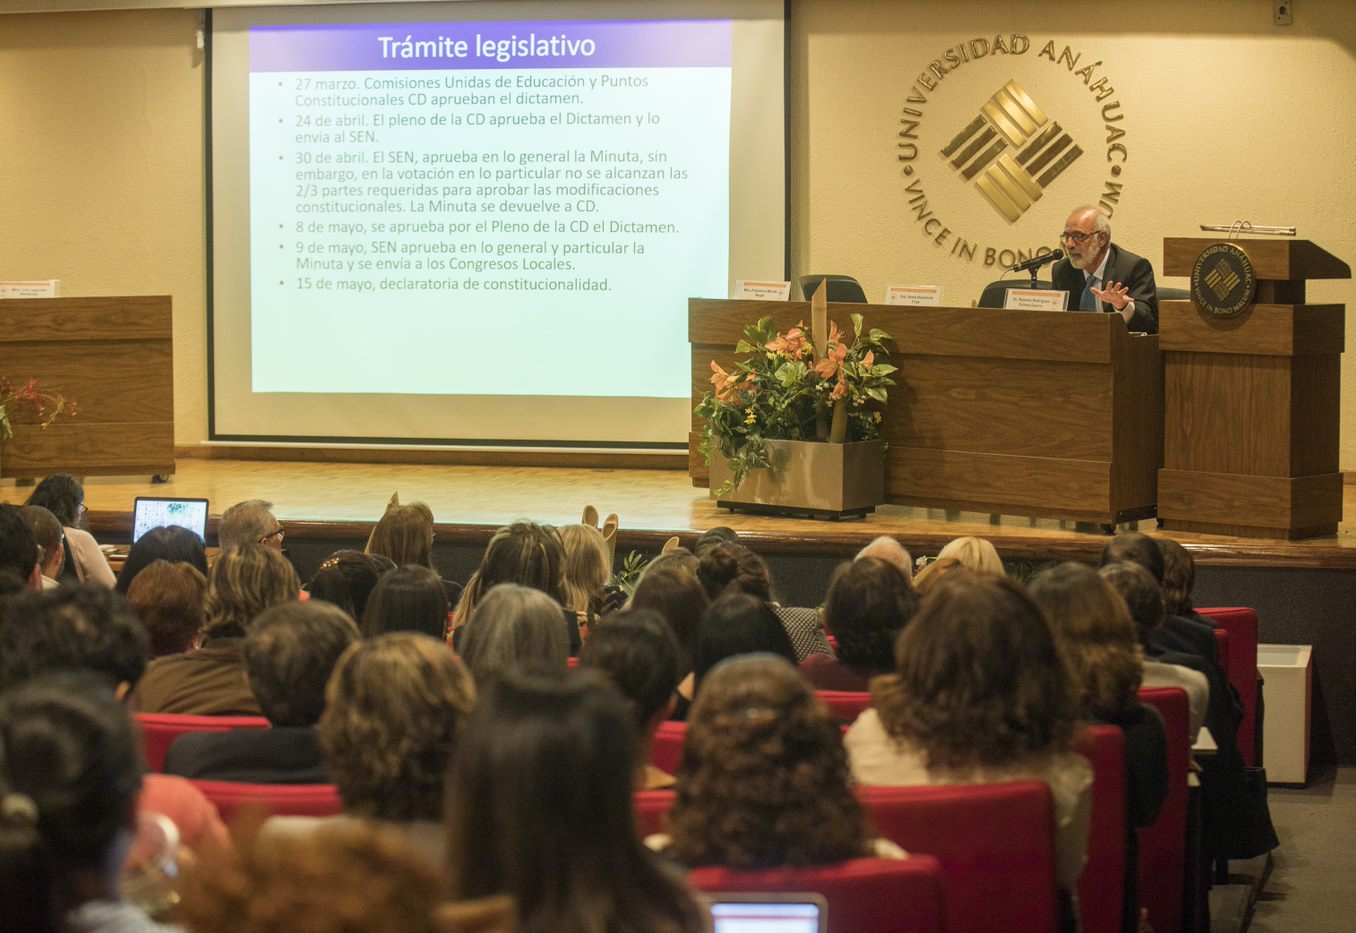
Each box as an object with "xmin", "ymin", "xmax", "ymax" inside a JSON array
[
  {"xmin": 847, "ymin": 572, "xmax": 1091, "ymax": 896},
  {"xmin": 694, "ymin": 592, "xmax": 797, "ymax": 695},
  {"xmin": 660, "ymin": 654, "xmax": 900, "ymax": 868},
  {"xmin": 639, "ymin": 546, "xmax": 700, "ymax": 580},
  {"xmin": 855, "ymin": 534, "xmax": 913, "ymax": 581},
  {"xmin": 0, "ymin": 503, "xmax": 41, "ymax": 595},
  {"xmin": 692, "ymin": 525, "xmax": 740, "ymax": 556},
  {"xmin": 125, "ymin": 561, "xmax": 207, "ymax": 658},
  {"xmin": 217, "ymin": 499, "xmax": 284, "ymax": 551},
  {"xmin": 136, "ymin": 545, "xmax": 300, "ymax": 716},
  {"xmin": 696, "ymin": 542, "xmax": 831, "ymax": 660},
  {"xmin": 1158, "ymin": 537, "xmax": 1210, "ymax": 625},
  {"xmin": 366, "ymin": 501, "xmax": 461, "ymax": 606},
  {"xmin": 24, "ymin": 473, "xmax": 115, "ymax": 587},
  {"xmin": 116, "ymin": 525, "xmax": 209, "ymax": 595},
  {"xmin": 446, "ymin": 669, "xmax": 706, "ymax": 933},
  {"xmin": 559, "ymin": 521, "xmax": 612, "ymax": 636},
  {"xmin": 451, "ymin": 520, "xmax": 578, "ymax": 653},
  {"xmin": 306, "ymin": 549, "xmax": 392, "ymax": 623},
  {"xmin": 804, "ymin": 557, "xmax": 919, "ymax": 692},
  {"xmin": 165, "ymin": 600, "xmax": 360, "ymax": 784},
  {"xmin": 458, "ymin": 583, "xmax": 569, "ymax": 687},
  {"xmin": 579, "ymin": 608, "xmax": 682, "ymax": 789},
  {"xmin": 362, "ymin": 563, "xmax": 449, "ymax": 640},
  {"xmin": 1100, "ymin": 532, "xmax": 1219, "ymax": 666},
  {"xmin": 936, "ymin": 535, "xmax": 1004, "ymax": 575},
  {"xmin": 19, "ymin": 505, "xmax": 64, "ymax": 589},
  {"xmin": 909, "ymin": 555, "xmax": 965, "ymax": 597}
]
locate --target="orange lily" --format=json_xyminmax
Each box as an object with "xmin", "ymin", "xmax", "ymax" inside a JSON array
[
  {"xmin": 765, "ymin": 325, "xmax": 808, "ymax": 360},
  {"xmin": 710, "ymin": 360, "xmax": 741, "ymax": 403}
]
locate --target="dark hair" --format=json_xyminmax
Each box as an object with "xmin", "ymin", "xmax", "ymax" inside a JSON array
[
  {"xmin": 23, "ymin": 474, "xmax": 84, "ymax": 528},
  {"xmin": 0, "ymin": 585, "xmax": 150, "ymax": 692},
  {"xmin": 362, "ymin": 564, "xmax": 449, "ymax": 640},
  {"xmin": 822, "ymin": 557, "xmax": 919, "ymax": 674},
  {"xmin": 116, "ymin": 525, "xmax": 209, "ymax": 594},
  {"xmin": 446, "ymin": 670, "xmax": 704, "ymax": 933},
  {"xmin": 452, "ymin": 521, "xmax": 565, "ymax": 632},
  {"xmin": 693, "ymin": 526, "xmax": 740, "ymax": 555},
  {"xmin": 579, "ymin": 608, "xmax": 680, "ymax": 732},
  {"xmin": 18, "ymin": 507, "xmax": 62, "ymax": 578},
  {"xmin": 667, "ymin": 655, "xmax": 870, "ymax": 868},
  {"xmin": 696, "ymin": 543, "xmax": 772, "ymax": 602},
  {"xmin": 1098, "ymin": 562, "xmax": 1165, "ymax": 648},
  {"xmin": 694, "ymin": 592, "xmax": 796, "ymax": 688},
  {"xmin": 1099, "ymin": 532, "xmax": 1165, "ymax": 584},
  {"xmin": 1158, "ymin": 538, "xmax": 1195, "ymax": 616},
  {"xmin": 125, "ymin": 560, "xmax": 207, "ymax": 656},
  {"xmin": 306, "ymin": 550, "xmax": 390, "ymax": 622},
  {"xmin": 0, "ymin": 505, "xmax": 38, "ymax": 586},
  {"xmin": 243, "ymin": 601, "xmax": 360, "ymax": 726},
  {"xmin": 630, "ymin": 565, "xmax": 708, "ymax": 676},
  {"xmin": 0, "ymin": 674, "xmax": 142, "ymax": 933}
]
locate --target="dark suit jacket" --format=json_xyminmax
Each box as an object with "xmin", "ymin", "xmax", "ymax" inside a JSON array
[
  {"xmin": 164, "ymin": 725, "xmax": 330, "ymax": 784},
  {"xmin": 1151, "ymin": 613, "xmax": 1220, "ymax": 669},
  {"xmin": 1051, "ymin": 242, "xmax": 1159, "ymax": 334}
]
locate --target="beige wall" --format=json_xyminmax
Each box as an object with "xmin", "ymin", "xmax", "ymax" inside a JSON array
[{"xmin": 3, "ymin": 2, "xmax": 1354, "ymax": 466}]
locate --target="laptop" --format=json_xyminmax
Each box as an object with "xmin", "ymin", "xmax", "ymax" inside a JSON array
[
  {"xmin": 708, "ymin": 893, "xmax": 828, "ymax": 933},
  {"xmin": 131, "ymin": 497, "xmax": 210, "ymax": 543}
]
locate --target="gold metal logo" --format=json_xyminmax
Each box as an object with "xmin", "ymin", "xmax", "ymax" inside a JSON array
[
  {"xmin": 940, "ymin": 79, "xmax": 1083, "ymax": 222},
  {"xmin": 1191, "ymin": 243, "xmax": 1256, "ymax": 318}
]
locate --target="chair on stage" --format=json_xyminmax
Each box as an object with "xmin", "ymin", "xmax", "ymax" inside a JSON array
[
  {"xmin": 856, "ymin": 781, "xmax": 1060, "ymax": 933},
  {"xmin": 633, "ymin": 789, "xmax": 677, "ymax": 837},
  {"xmin": 800, "ymin": 274, "xmax": 868, "ymax": 303},
  {"xmin": 1135, "ymin": 687, "xmax": 1191, "ymax": 933},
  {"xmin": 651, "ymin": 720, "xmax": 687, "ymax": 775},
  {"xmin": 1074, "ymin": 725, "xmax": 1129, "ymax": 933},
  {"xmin": 688, "ymin": 856, "xmax": 947, "ymax": 933},
  {"xmin": 134, "ymin": 712, "xmax": 270, "ymax": 772},
  {"xmin": 189, "ymin": 779, "xmax": 342, "ymax": 825},
  {"xmin": 976, "ymin": 278, "xmax": 1055, "ymax": 308},
  {"xmin": 817, "ymin": 690, "xmax": 872, "ymax": 724},
  {"xmin": 1196, "ymin": 607, "xmax": 1261, "ymax": 766}
]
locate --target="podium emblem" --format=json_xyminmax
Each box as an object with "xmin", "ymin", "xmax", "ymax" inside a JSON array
[{"xmin": 1190, "ymin": 243, "xmax": 1256, "ymax": 318}]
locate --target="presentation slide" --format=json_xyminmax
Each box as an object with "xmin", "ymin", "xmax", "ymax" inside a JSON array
[{"xmin": 210, "ymin": 2, "xmax": 787, "ymax": 448}]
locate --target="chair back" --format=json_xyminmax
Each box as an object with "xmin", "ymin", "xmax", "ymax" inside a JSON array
[
  {"xmin": 652, "ymin": 720, "xmax": 687, "ymax": 775},
  {"xmin": 1074, "ymin": 725, "xmax": 1128, "ymax": 933},
  {"xmin": 817, "ymin": 690, "xmax": 872, "ymax": 724},
  {"xmin": 633, "ymin": 789, "xmax": 677, "ymax": 838},
  {"xmin": 1195, "ymin": 607, "xmax": 1260, "ymax": 766},
  {"xmin": 188, "ymin": 779, "xmax": 342, "ymax": 825},
  {"xmin": 134, "ymin": 712, "xmax": 270, "ymax": 772},
  {"xmin": 1135, "ymin": 687, "xmax": 1190, "ymax": 933},
  {"xmin": 856, "ymin": 781, "xmax": 1059, "ymax": 933},
  {"xmin": 688, "ymin": 856, "xmax": 947, "ymax": 933},
  {"xmin": 799, "ymin": 274, "xmax": 868, "ymax": 303}
]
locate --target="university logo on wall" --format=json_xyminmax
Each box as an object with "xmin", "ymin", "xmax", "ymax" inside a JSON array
[{"xmin": 895, "ymin": 36, "xmax": 1129, "ymax": 268}]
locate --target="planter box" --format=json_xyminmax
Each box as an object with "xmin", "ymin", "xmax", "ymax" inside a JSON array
[{"xmin": 710, "ymin": 439, "xmax": 886, "ymax": 520}]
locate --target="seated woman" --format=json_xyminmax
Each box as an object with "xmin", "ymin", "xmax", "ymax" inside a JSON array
[
  {"xmin": 305, "ymin": 550, "xmax": 392, "ymax": 623},
  {"xmin": 362, "ymin": 564, "xmax": 449, "ymax": 640},
  {"xmin": 0, "ymin": 673, "xmax": 177, "ymax": 932},
  {"xmin": 24, "ymin": 472, "xmax": 116, "ymax": 587},
  {"xmin": 366, "ymin": 502, "xmax": 461, "ymax": 607},
  {"xmin": 559, "ymin": 522, "xmax": 613, "ymax": 639},
  {"xmin": 936, "ymin": 535, "xmax": 1004, "ymax": 576},
  {"xmin": 803, "ymin": 557, "xmax": 919, "ymax": 692},
  {"xmin": 116, "ymin": 525, "xmax": 209, "ymax": 594},
  {"xmin": 696, "ymin": 542, "xmax": 831, "ymax": 661},
  {"xmin": 693, "ymin": 593, "xmax": 797, "ymax": 698},
  {"xmin": 125, "ymin": 560, "xmax": 208, "ymax": 658},
  {"xmin": 846, "ymin": 572, "xmax": 1092, "ymax": 897},
  {"xmin": 445, "ymin": 669, "xmax": 706, "ymax": 933},
  {"xmin": 629, "ymin": 563, "xmax": 708, "ymax": 721},
  {"xmin": 457, "ymin": 583, "xmax": 569, "ymax": 688},
  {"xmin": 658, "ymin": 654, "xmax": 902, "ymax": 867}
]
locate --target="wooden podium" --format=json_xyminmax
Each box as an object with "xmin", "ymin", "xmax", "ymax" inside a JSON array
[
  {"xmin": 0, "ymin": 296, "xmax": 175, "ymax": 479},
  {"xmin": 1158, "ymin": 239, "xmax": 1349, "ymax": 539}
]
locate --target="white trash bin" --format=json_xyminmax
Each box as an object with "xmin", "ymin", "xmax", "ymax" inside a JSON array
[{"xmin": 1256, "ymin": 644, "xmax": 1312, "ymax": 784}]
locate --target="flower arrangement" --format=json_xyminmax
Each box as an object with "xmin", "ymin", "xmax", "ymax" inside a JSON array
[
  {"xmin": 696, "ymin": 310, "xmax": 895, "ymax": 496},
  {"xmin": 0, "ymin": 377, "xmax": 76, "ymax": 443}
]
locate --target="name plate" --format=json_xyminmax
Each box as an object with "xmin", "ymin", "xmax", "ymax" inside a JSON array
[
  {"xmin": 883, "ymin": 285, "xmax": 942, "ymax": 306},
  {"xmin": 0, "ymin": 279, "xmax": 60, "ymax": 299},
  {"xmin": 1003, "ymin": 288, "xmax": 1069, "ymax": 312},
  {"xmin": 734, "ymin": 280, "xmax": 791, "ymax": 301}
]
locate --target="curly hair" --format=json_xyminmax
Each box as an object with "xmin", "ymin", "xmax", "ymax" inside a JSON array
[
  {"xmin": 367, "ymin": 502, "xmax": 436, "ymax": 569},
  {"xmin": 872, "ymin": 573, "xmax": 1078, "ymax": 771},
  {"xmin": 1029, "ymin": 563, "xmax": 1143, "ymax": 721},
  {"xmin": 666, "ymin": 654, "xmax": 870, "ymax": 869},
  {"xmin": 203, "ymin": 545, "xmax": 300, "ymax": 638},
  {"xmin": 823, "ymin": 557, "xmax": 918, "ymax": 674},
  {"xmin": 696, "ymin": 543, "xmax": 772, "ymax": 602},
  {"xmin": 319, "ymin": 633, "xmax": 474, "ymax": 821}
]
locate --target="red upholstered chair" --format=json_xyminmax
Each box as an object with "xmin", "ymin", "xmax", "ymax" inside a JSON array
[
  {"xmin": 688, "ymin": 856, "xmax": 947, "ymax": 933},
  {"xmin": 188, "ymin": 780, "xmax": 342, "ymax": 825},
  {"xmin": 1211, "ymin": 627, "xmax": 1231, "ymax": 684},
  {"xmin": 134, "ymin": 712, "xmax": 270, "ymax": 772},
  {"xmin": 1135, "ymin": 687, "xmax": 1190, "ymax": 933},
  {"xmin": 1074, "ymin": 725, "xmax": 1128, "ymax": 933},
  {"xmin": 816, "ymin": 690, "xmax": 872, "ymax": 724},
  {"xmin": 856, "ymin": 781, "xmax": 1059, "ymax": 933},
  {"xmin": 1195, "ymin": 607, "xmax": 1260, "ymax": 766},
  {"xmin": 633, "ymin": 788, "xmax": 676, "ymax": 837},
  {"xmin": 651, "ymin": 720, "xmax": 687, "ymax": 775}
]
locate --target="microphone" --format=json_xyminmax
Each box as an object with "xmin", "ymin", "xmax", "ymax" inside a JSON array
[{"xmin": 1009, "ymin": 248, "xmax": 1063, "ymax": 273}]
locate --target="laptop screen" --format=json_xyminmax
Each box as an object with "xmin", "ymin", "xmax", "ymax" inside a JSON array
[
  {"xmin": 132, "ymin": 497, "xmax": 209, "ymax": 543},
  {"xmin": 709, "ymin": 895, "xmax": 826, "ymax": 933}
]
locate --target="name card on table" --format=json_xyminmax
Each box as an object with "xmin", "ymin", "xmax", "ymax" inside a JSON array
[
  {"xmin": 1003, "ymin": 288, "xmax": 1069, "ymax": 312},
  {"xmin": 883, "ymin": 285, "xmax": 943, "ymax": 306},
  {"xmin": 0, "ymin": 280, "xmax": 60, "ymax": 299},
  {"xmin": 734, "ymin": 280, "xmax": 791, "ymax": 301}
]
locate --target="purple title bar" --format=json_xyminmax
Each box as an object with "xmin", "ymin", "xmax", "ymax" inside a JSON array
[{"xmin": 251, "ymin": 19, "xmax": 731, "ymax": 72}]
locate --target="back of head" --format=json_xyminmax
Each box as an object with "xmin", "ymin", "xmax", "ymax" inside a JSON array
[
  {"xmin": 217, "ymin": 499, "xmax": 277, "ymax": 552},
  {"xmin": 0, "ymin": 504, "xmax": 39, "ymax": 587},
  {"xmin": 936, "ymin": 535, "xmax": 1004, "ymax": 575},
  {"xmin": 910, "ymin": 556, "xmax": 965, "ymax": 597},
  {"xmin": 459, "ymin": 583, "xmax": 568, "ymax": 687},
  {"xmin": 454, "ymin": 521, "xmax": 565, "ymax": 630},
  {"xmin": 115, "ymin": 525, "xmax": 209, "ymax": 594},
  {"xmin": 203, "ymin": 545, "xmax": 300, "ymax": 637},
  {"xmin": 876, "ymin": 573, "xmax": 1076, "ymax": 769},
  {"xmin": 855, "ymin": 535, "xmax": 913, "ymax": 581},
  {"xmin": 693, "ymin": 526, "xmax": 740, "ymax": 556},
  {"xmin": 0, "ymin": 674, "xmax": 142, "ymax": 933},
  {"xmin": 694, "ymin": 592, "xmax": 795, "ymax": 687},
  {"xmin": 668, "ymin": 654, "xmax": 867, "ymax": 869},
  {"xmin": 307, "ymin": 550, "xmax": 391, "ymax": 623},
  {"xmin": 696, "ymin": 543, "xmax": 771, "ymax": 601},
  {"xmin": 823, "ymin": 557, "xmax": 919, "ymax": 674},
  {"xmin": 320, "ymin": 633, "xmax": 474, "ymax": 821},
  {"xmin": 19, "ymin": 506, "xmax": 62, "ymax": 577},
  {"xmin": 23, "ymin": 474, "xmax": 84, "ymax": 528},
  {"xmin": 558, "ymin": 523, "xmax": 612, "ymax": 614},
  {"xmin": 368, "ymin": 502, "xmax": 435, "ymax": 568},
  {"xmin": 630, "ymin": 564, "xmax": 708, "ymax": 675},
  {"xmin": 1158, "ymin": 538, "xmax": 1195, "ymax": 615},
  {"xmin": 243, "ymin": 601, "xmax": 360, "ymax": 726},
  {"xmin": 0, "ymin": 584, "xmax": 149, "ymax": 693},
  {"xmin": 125, "ymin": 560, "xmax": 207, "ymax": 657},
  {"xmin": 447, "ymin": 669, "xmax": 701, "ymax": 933},
  {"xmin": 1099, "ymin": 561, "xmax": 1165, "ymax": 648},
  {"xmin": 362, "ymin": 564, "xmax": 449, "ymax": 640},
  {"xmin": 579, "ymin": 608, "xmax": 680, "ymax": 732},
  {"xmin": 1099, "ymin": 532, "xmax": 1165, "ymax": 584}
]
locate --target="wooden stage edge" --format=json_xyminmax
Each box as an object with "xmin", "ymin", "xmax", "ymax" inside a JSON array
[{"xmin": 7, "ymin": 458, "xmax": 1355, "ymax": 572}]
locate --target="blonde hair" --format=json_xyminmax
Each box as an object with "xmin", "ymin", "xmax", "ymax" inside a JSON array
[
  {"xmin": 937, "ymin": 536, "xmax": 1003, "ymax": 576},
  {"xmin": 559, "ymin": 523, "xmax": 612, "ymax": 614},
  {"xmin": 203, "ymin": 545, "xmax": 299, "ymax": 636}
]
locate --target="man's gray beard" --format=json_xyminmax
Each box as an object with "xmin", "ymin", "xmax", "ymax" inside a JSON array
[{"xmin": 1068, "ymin": 252, "xmax": 1092, "ymax": 271}]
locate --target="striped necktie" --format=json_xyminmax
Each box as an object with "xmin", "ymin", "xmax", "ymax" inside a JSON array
[{"xmin": 1079, "ymin": 275, "xmax": 1099, "ymax": 312}]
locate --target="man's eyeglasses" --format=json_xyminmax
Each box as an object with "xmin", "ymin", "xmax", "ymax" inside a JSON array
[
  {"xmin": 259, "ymin": 526, "xmax": 285, "ymax": 544},
  {"xmin": 1059, "ymin": 230, "xmax": 1099, "ymax": 244}
]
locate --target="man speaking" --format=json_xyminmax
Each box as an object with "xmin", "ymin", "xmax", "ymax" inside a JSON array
[{"xmin": 1051, "ymin": 205, "xmax": 1159, "ymax": 334}]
